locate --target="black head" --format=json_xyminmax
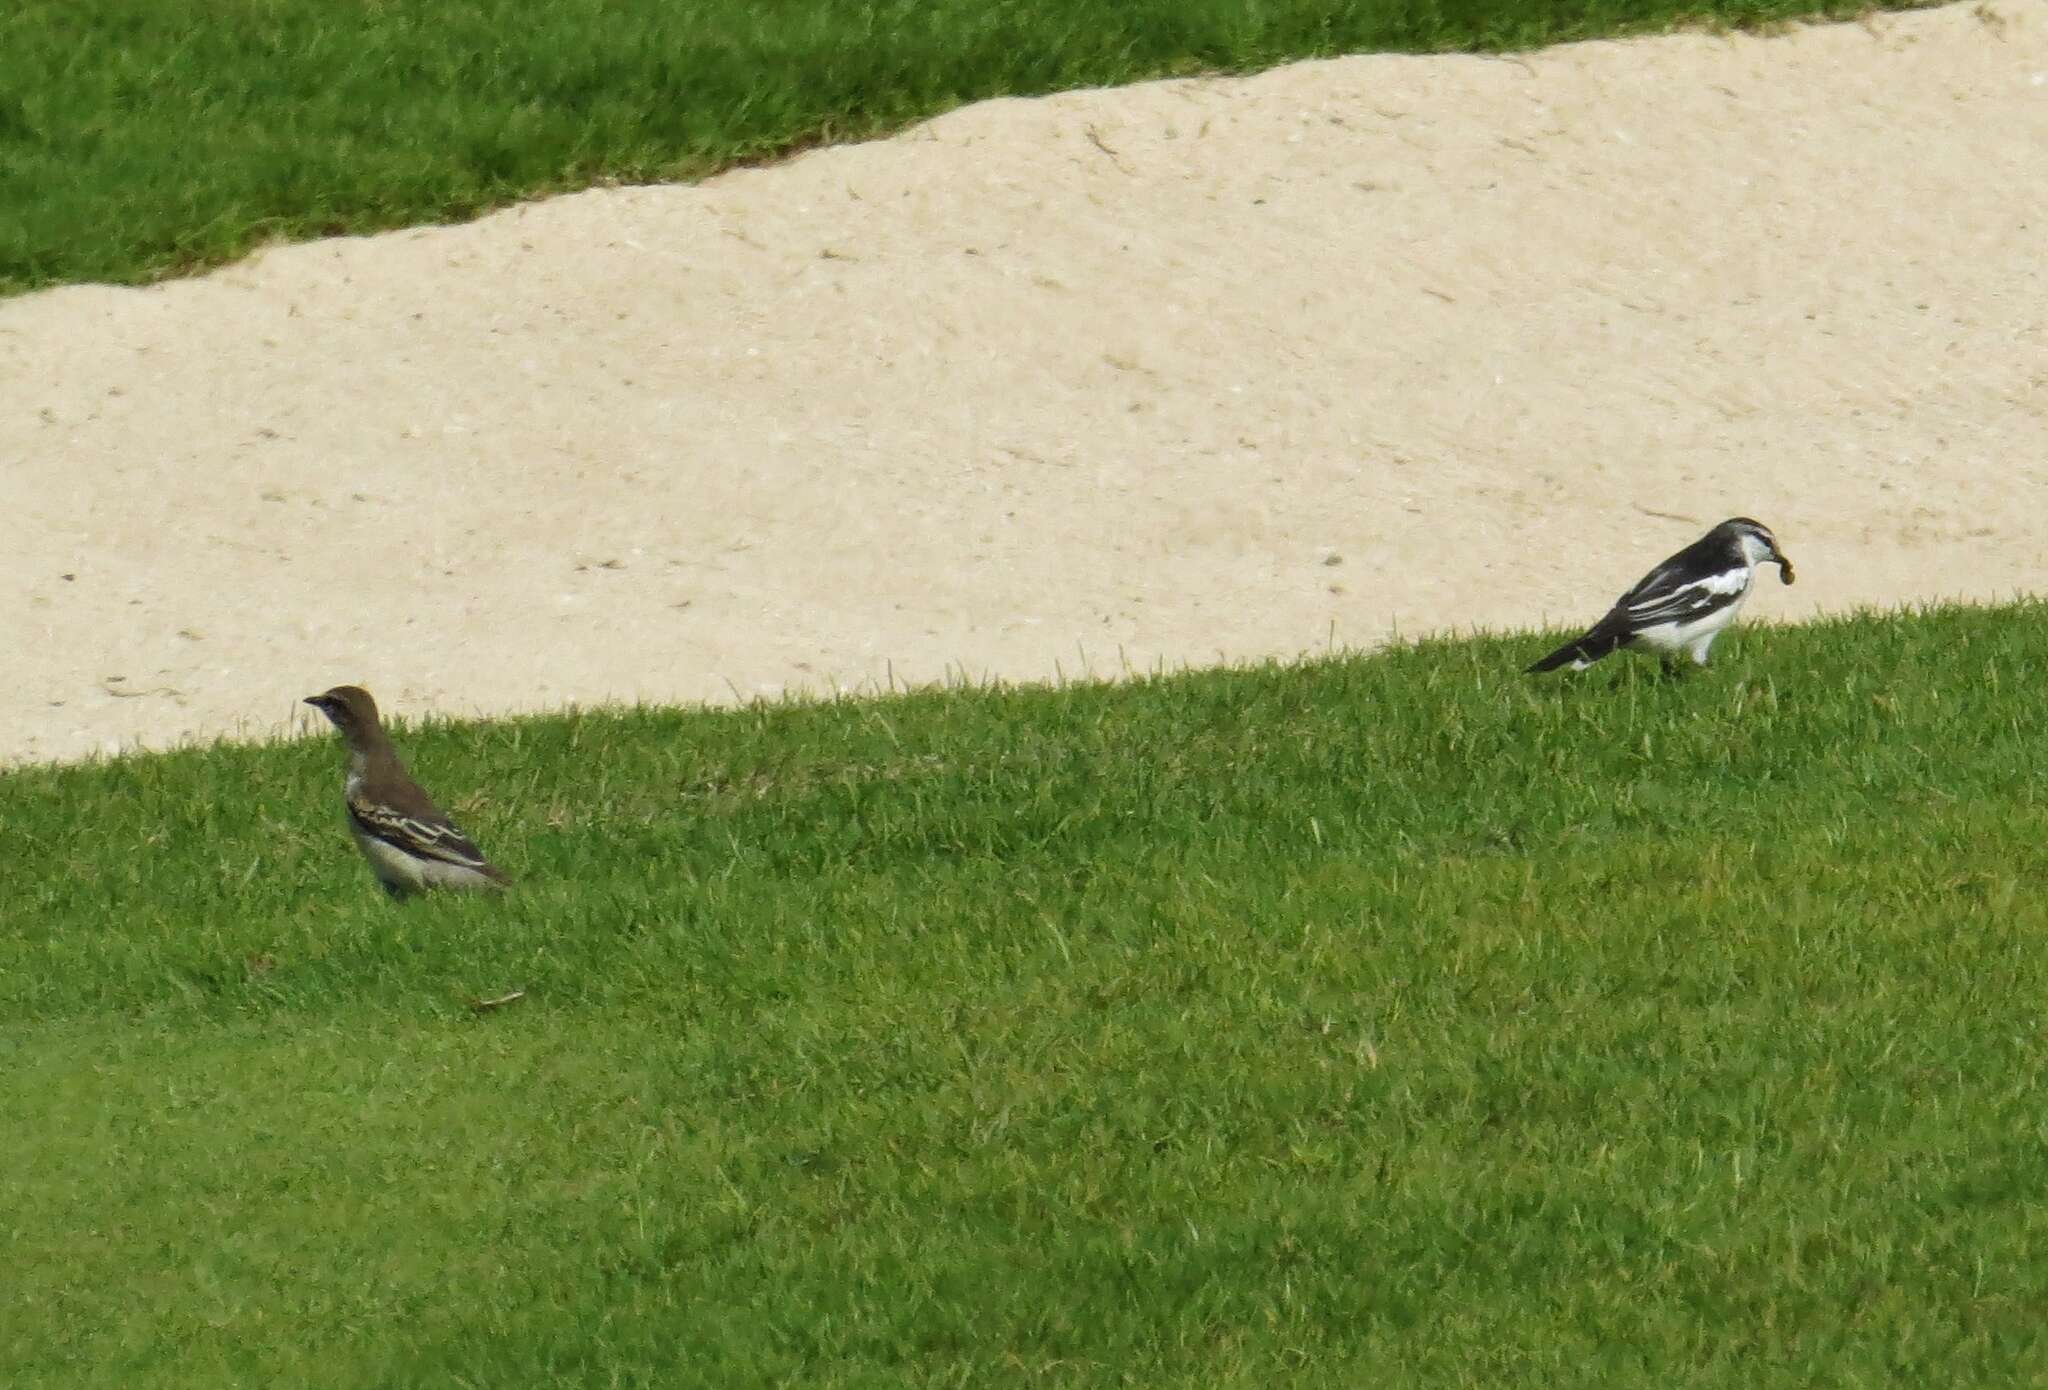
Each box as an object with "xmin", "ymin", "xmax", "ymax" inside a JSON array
[{"xmin": 1712, "ymin": 517, "xmax": 1793, "ymax": 583}]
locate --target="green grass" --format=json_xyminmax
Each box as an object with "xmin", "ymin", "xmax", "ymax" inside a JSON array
[
  {"xmin": 6, "ymin": 603, "xmax": 2048, "ymax": 1384},
  {"xmin": 2, "ymin": 0, "xmax": 1929, "ymax": 297}
]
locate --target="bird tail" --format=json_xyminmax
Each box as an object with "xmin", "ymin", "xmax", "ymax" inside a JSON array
[{"xmin": 1526, "ymin": 628, "xmax": 1623, "ymax": 674}]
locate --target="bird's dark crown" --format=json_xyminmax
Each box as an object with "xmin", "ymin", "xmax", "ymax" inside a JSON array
[
  {"xmin": 1711, "ymin": 516, "xmax": 1783, "ymax": 552},
  {"xmin": 304, "ymin": 684, "xmax": 383, "ymax": 733}
]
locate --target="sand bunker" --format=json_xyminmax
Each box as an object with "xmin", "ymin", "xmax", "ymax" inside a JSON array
[{"xmin": 4, "ymin": 0, "xmax": 2044, "ymax": 765}]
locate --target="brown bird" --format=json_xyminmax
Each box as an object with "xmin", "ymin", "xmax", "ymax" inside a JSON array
[{"xmin": 303, "ymin": 684, "xmax": 510, "ymax": 900}]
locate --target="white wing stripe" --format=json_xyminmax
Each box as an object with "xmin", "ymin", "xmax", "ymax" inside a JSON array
[{"xmin": 1624, "ymin": 568, "xmax": 1750, "ymax": 625}]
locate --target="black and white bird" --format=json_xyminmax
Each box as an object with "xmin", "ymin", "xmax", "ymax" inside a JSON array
[
  {"xmin": 304, "ymin": 684, "xmax": 511, "ymax": 899},
  {"xmin": 1526, "ymin": 517, "xmax": 1794, "ymax": 674}
]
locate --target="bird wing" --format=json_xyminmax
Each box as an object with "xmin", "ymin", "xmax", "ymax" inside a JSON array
[
  {"xmin": 348, "ymin": 792, "xmax": 495, "ymax": 869},
  {"xmin": 1613, "ymin": 565, "xmax": 1751, "ymax": 630}
]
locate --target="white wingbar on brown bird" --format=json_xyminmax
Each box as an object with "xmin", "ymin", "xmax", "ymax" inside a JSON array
[{"xmin": 304, "ymin": 684, "xmax": 511, "ymax": 900}]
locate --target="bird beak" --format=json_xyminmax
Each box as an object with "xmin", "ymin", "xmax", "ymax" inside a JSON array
[{"xmin": 1776, "ymin": 549, "xmax": 1796, "ymax": 585}]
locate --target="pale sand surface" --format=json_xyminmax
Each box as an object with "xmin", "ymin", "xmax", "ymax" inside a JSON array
[{"xmin": 5, "ymin": 0, "xmax": 2045, "ymax": 766}]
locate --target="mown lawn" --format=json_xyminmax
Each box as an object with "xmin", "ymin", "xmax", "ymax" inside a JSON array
[
  {"xmin": 1, "ymin": 0, "xmax": 1931, "ymax": 296},
  {"xmin": 5, "ymin": 604, "xmax": 2048, "ymax": 1385}
]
